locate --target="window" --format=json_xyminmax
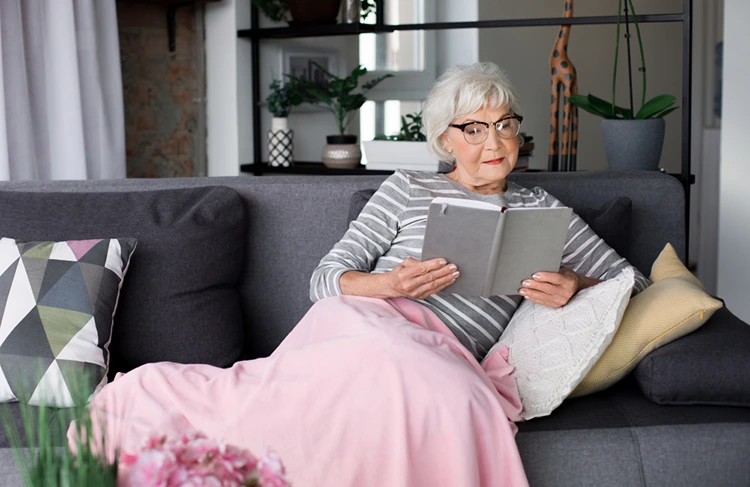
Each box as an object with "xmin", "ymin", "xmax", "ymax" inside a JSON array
[{"xmin": 359, "ymin": 0, "xmax": 435, "ymax": 144}]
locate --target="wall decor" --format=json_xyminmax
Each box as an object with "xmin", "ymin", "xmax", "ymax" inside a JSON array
[
  {"xmin": 548, "ymin": 0, "xmax": 579, "ymax": 172},
  {"xmin": 281, "ymin": 48, "xmax": 338, "ymax": 90}
]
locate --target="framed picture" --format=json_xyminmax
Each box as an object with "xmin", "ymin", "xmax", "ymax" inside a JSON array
[{"xmin": 281, "ymin": 49, "xmax": 338, "ymax": 89}]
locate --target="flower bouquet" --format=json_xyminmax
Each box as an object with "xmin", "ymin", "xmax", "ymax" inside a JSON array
[{"xmin": 119, "ymin": 430, "xmax": 290, "ymax": 487}]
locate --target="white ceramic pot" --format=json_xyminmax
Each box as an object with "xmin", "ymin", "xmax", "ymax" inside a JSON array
[
  {"xmin": 268, "ymin": 117, "xmax": 294, "ymax": 167},
  {"xmin": 321, "ymin": 135, "xmax": 361, "ymax": 169}
]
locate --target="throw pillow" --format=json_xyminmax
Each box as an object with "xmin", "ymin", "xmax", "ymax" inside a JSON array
[
  {"xmin": 0, "ymin": 237, "xmax": 137, "ymax": 406},
  {"xmin": 485, "ymin": 267, "xmax": 634, "ymax": 420},
  {"xmin": 347, "ymin": 190, "xmax": 632, "ymax": 259},
  {"xmin": 575, "ymin": 197, "xmax": 632, "ymax": 260},
  {"xmin": 634, "ymin": 305, "xmax": 750, "ymax": 407},
  {"xmin": 570, "ymin": 243, "xmax": 723, "ymax": 398},
  {"xmin": 0, "ymin": 187, "xmax": 248, "ymax": 375}
]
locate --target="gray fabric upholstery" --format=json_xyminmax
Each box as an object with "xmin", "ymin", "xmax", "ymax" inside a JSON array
[
  {"xmin": 0, "ymin": 187, "xmax": 247, "ymax": 373},
  {"xmin": 0, "ymin": 170, "xmax": 685, "ymax": 359},
  {"xmin": 635, "ymin": 305, "xmax": 750, "ymax": 407},
  {"xmin": 2, "ymin": 170, "xmax": 736, "ymax": 487},
  {"xmin": 517, "ymin": 423, "xmax": 750, "ymax": 487}
]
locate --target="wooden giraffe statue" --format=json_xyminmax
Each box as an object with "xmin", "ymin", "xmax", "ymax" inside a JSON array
[{"xmin": 548, "ymin": 0, "xmax": 579, "ymax": 171}]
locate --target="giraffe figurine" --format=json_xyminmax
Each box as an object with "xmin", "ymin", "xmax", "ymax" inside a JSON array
[{"xmin": 548, "ymin": 0, "xmax": 579, "ymax": 172}]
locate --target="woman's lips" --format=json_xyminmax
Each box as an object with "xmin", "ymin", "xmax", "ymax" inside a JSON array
[{"xmin": 482, "ymin": 158, "xmax": 505, "ymax": 165}]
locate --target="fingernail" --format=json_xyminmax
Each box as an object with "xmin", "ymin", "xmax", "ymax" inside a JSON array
[
  {"xmin": 532, "ymin": 274, "xmax": 541, "ymax": 279},
  {"xmin": 439, "ymin": 259, "xmax": 447, "ymax": 265},
  {"xmin": 519, "ymin": 289, "xmax": 527, "ymax": 295},
  {"xmin": 450, "ymin": 278, "xmax": 457, "ymax": 283},
  {"xmin": 522, "ymin": 280, "xmax": 531, "ymax": 286},
  {"xmin": 448, "ymin": 264, "xmax": 457, "ymax": 271},
  {"xmin": 452, "ymin": 271, "xmax": 460, "ymax": 277}
]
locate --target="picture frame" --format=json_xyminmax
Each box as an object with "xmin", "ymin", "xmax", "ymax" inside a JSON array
[{"xmin": 281, "ymin": 49, "xmax": 339, "ymax": 89}]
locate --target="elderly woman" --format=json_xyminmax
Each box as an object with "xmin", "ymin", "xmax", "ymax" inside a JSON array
[
  {"xmin": 81, "ymin": 63, "xmax": 648, "ymax": 487},
  {"xmin": 312, "ymin": 62, "xmax": 649, "ymax": 360}
]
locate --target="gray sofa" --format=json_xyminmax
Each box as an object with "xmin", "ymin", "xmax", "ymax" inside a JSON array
[{"xmin": 0, "ymin": 170, "xmax": 749, "ymax": 486}]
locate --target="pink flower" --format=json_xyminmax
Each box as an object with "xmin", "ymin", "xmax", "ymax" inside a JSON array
[
  {"xmin": 258, "ymin": 452, "xmax": 291, "ymax": 487},
  {"xmin": 124, "ymin": 449, "xmax": 177, "ymax": 487},
  {"xmin": 119, "ymin": 431, "xmax": 287, "ymax": 487}
]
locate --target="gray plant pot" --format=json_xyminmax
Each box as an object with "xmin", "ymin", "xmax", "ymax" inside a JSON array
[{"xmin": 600, "ymin": 118, "xmax": 665, "ymax": 171}]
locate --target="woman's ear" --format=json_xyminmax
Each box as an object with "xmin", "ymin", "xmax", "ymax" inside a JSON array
[{"xmin": 440, "ymin": 133, "xmax": 453, "ymax": 156}]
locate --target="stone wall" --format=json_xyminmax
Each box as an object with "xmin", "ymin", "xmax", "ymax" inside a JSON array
[{"xmin": 117, "ymin": 2, "xmax": 203, "ymax": 178}]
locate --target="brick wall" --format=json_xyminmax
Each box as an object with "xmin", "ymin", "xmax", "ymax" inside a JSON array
[{"xmin": 117, "ymin": 2, "xmax": 203, "ymax": 178}]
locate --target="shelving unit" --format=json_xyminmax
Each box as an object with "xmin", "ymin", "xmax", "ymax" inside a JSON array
[{"xmin": 239, "ymin": 0, "xmax": 693, "ymax": 253}]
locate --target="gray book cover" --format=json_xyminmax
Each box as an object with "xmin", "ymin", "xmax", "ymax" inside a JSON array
[{"xmin": 421, "ymin": 198, "xmax": 572, "ymax": 298}]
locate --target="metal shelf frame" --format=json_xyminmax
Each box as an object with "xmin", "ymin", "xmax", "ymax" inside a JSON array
[{"xmin": 240, "ymin": 0, "xmax": 693, "ymax": 257}]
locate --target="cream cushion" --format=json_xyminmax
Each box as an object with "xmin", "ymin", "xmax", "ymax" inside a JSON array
[{"xmin": 571, "ymin": 243, "xmax": 723, "ymax": 398}]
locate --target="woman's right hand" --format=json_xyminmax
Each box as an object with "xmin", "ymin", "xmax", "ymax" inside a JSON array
[{"xmin": 386, "ymin": 257, "xmax": 459, "ymax": 299}]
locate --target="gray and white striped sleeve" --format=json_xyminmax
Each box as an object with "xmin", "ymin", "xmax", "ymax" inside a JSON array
[
  {"xmin": 309, "ymin": 171, "xmax": 411, "ymax": 302},
  {"xmin": 535, "ymin": 187, "xmax": 651, "ymax": 293}
]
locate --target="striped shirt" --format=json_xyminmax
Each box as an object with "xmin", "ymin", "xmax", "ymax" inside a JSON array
[{"xmin": 310, "ymin": 170, "xmax": 650, "ymax": 360}]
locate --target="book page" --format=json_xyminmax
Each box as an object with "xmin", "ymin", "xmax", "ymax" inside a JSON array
[
  {"xmin": 421, "ymin": 200, "xmax": 502, "ymax": 296},
  {"xmin": 490, "ymin": 207, "xmax": 573, "ymax": 296}
]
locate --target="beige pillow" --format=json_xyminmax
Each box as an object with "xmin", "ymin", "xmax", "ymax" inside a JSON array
[{"xmin": 571, "ymin": 243, "xmax": 723, "ymax": 398}]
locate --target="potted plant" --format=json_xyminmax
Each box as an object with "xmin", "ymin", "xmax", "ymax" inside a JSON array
[
  {"xmin": 289, "ymin": 64, "xmax": 392, "ymax": 168},
  {"xmin": 265, "ymin": 79, "xmax": 303, "ymax": 167},
  {"xmin": 569, "ymin": 0, "xmax": 678, "ymax": 171},
  {"xmin": 363, "ymin": 111, "xmax": 439, "ymax": 171},
  {"xmin": 251, "ymin": 0, "xmax": 376, "ymax": 26}
]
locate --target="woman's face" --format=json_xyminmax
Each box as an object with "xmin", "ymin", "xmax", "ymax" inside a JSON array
[{"xmin": 441, "ymin": 105, "xmax": 520, "ymax": 190}]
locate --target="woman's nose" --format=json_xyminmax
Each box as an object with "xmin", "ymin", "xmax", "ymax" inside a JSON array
[{"xmin": 484, "ymin": 126, "xmax": 502, "ymax": 149}]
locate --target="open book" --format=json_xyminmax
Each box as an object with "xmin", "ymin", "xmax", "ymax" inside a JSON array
[{"xmin": 421, "ymin": 197, "xmax": 573, "ymax": 297}]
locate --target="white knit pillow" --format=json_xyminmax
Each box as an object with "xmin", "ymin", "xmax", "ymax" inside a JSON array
[{"xmin": 485, "ymin": 268, "xmax": 634, "ymax": 420}]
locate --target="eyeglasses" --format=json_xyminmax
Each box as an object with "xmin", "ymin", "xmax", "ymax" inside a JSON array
[{"xmin": 448, "ymin": 115, "xmax": 523, "ymax": 144}]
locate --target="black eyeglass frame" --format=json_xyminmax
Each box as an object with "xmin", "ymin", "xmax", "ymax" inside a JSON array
[{"xmin": 448, "ymin": 114, "xmax": 524, "ymax": 142}]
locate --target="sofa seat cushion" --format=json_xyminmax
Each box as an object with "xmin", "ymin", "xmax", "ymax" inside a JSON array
[
  {"xmin": 515, "ymin": 377, "xmax": 750, "ymax": 486},
  {"xmin": 0, "ymin": 187, "xmax": 248, "ymax": 375},
  {"xmin": 518, "ymin": 377, "xmax": 750, "ymax": 433}
]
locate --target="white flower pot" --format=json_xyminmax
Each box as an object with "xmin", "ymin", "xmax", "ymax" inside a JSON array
[
  {"xmin": 362, "ymin": 141, "xmax": 439, "ymax": 172},
  {"xmin": 268, "ymin": 117, "xmax": 294, "ymax": 167}
]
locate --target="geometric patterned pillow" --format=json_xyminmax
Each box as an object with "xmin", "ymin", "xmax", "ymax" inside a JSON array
[{"xmin": 0, "ymin": 237, "xmax": 137, "ymax": 407}]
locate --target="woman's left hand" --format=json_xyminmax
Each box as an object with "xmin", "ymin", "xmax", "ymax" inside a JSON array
[{"xmin": 518, "ymin": 268, "xmax": 581, "ymax": 308}]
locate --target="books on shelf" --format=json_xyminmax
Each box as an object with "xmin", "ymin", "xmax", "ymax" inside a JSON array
[{"xmin": 421, "ymin": 197, "xmax": 572, "ymax": 297}]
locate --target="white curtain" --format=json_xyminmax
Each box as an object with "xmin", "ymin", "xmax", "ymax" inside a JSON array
[{"xmin": 0, "ymin": 0, "xmax": 125, "ymax": 180}]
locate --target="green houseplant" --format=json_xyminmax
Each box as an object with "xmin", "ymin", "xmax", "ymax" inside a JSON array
[
  {"xmin": 1, "ymin": 372, "xmax": 118, "ymax": 487},
  {"xmin": 373, "ymin": 111, "xmax": 427, "ymax": 142},
  {"xmin": 265, "ymin": 79, "xmax": 303, "ymax": 167},
  {"xmin": 569, "ymin": 0, "xmax": 679, "ymax": 170},
  {"xmin": 289, "ymin": 63, "xmax": 392, "ymax": 168},
  {"xmin": 364, "ymin": 111, "xmax": 437, "ymax": 172}
]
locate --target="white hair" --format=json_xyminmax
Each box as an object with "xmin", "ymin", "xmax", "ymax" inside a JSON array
[{"xmin": 423, "ymin": 63, "xmax": 523, "ymax": 162}]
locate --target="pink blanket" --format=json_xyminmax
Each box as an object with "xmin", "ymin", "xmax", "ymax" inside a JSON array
[{"xmin": 81, "ymin": 296, "xmax": 528, "ymax": 486}]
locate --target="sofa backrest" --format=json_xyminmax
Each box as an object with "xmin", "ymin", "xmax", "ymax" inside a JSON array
[{"xmin": 0, "ymin": 170, "xmax": 685, "ymax": 361}]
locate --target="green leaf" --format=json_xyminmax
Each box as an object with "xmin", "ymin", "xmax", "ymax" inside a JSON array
[
  {"xmin": 586, "ymin": 94, "xmax": 618, "ymax": 118},
  {"xmin": 569, "ymin": 95, "xmax": 614, "ymax": 118},
  {"xmin": 635, "ymin": 94, "xmax": 677, "ymax": 119},
  {"xmin": 612, "ymin": 104, "xmax": 633, "ymax": 120},
  {"xmin": 361, "ymin": 74, "xmax": 393, "ymax": 92},
  {"xmin": 651, "ymin": 106, "xmax": 679, "ymax": 119}
]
